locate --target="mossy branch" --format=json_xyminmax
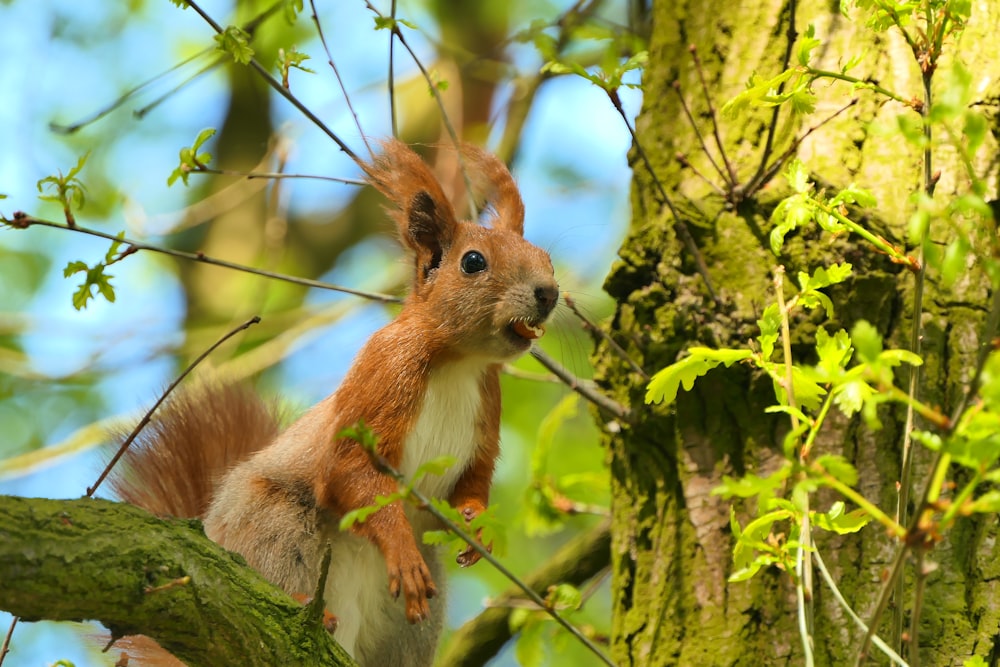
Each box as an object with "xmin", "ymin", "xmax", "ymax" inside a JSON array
[{"xmin": 0, "ymin": 495, "xmax": 354, "ymax": 667}]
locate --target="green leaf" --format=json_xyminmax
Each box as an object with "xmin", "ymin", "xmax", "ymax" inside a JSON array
[
  {"xmin": 337, "ymin": 421, "xmax": 379, "ymax": 450},
  {"xmin": 169, "ymin": 128, "xmax": 216, "ymax": 186},
  {"xmin": 816, "ymin": 454, "xmax": 858, "ymax": 486},
  {"xmin": 812, "ymin": 501, "xmax": 870, "ymax": 534},
  {"xmin": 214, "ymin": 26, "xmax": 254, "ymax": 65},
  {"xmin": 713, "ymin": 467, "xmax": 790, "ymax": 500},
  {"xmin": 757, "ymin": 303, "xmax": 781, "ymax": 359},
  {"xmin": 63, "ymin": 260, "xmax": 88, "ymax": 278},
  {"xmin": 832, "ymin": 376, "xmax": 875, "ymax": 417},
  {"xmin": 850, "ymin": 320, "xmax": 882, "ymax": 364},
  {"xmin": 415, "ymin": 455, "xmax": 457, "ymax": 478},
  {"xmin": 282, "ymin": 0, "xmax": 303, "ymax": 23},
  {"xmin": 373, "ymin": 16, "xmax": 417, "ymax": 31},
  {"xmin": 765, "ymin": 364, "xmax": 826, "ymax": 412},
  {"xmin": 797, "ymin": 24, "xmax": 821, "ymax": 65},
  {"xmin": 940, "ymin": 237, "xmax": 970, "ymax": 288},
  {"xmin": 769, "ymin": 193, "xmax": 814, "ymax": 255},
  {"xmin": 967, "ymin": 490, "xmax": 1000, "ymax": 514},
  {"xmin": 513, "ymin": 612, "xmax": 547, "ymax": 667},
  {"xmin": 814, "ymin": 327, "xmax": 854, "ymax": 380},
  {"xmin": 338, "ymin": 494, "xmax": 396, "ymax": 530},
  {"xmin": 547, "ymin": 583, "xmax": 583, "ymax": 610},
  {"xmin": 646, "ymin": 348, "xmax": 752, "ymax": 406},
  {"xmin": 830, "ymin": 184, "xmax": 876, "ymax": 209},
  {"xmin": 532, "ymin": 393, "xmax": 579, "ymax": 477}
]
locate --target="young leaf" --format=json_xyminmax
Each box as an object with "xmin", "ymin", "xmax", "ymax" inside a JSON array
[
  {"xmin": 214, "ymin": 26, "xmax": 254, "ymax": 65},
  {"xmin": 850, "ymin": 320, "xmax": 882, "ymax": 364},
  {"xmin": 797, "ymin": 24, "xmax": 821, "ymax": 65},
  {"xmin": 646, "ymin": 348, "xmax": 752, "ymax": 406},
  {"xmin": 546, "ymin": 583, "xmax": 583, "ymax": 611},
  {"xmin": 415, "ymin": 456, "xmax": 458, "ymax": 478},
  {"xmin": 756, "ymin": 303, "xmax": 781, "ymax": 359},
  {"xmin": 812, "ymin": 501, "xmax": 870, "ymax": 534},
  {"xmin": 815, "ymin": 454, "xmax": 858, "ymax": 486}
]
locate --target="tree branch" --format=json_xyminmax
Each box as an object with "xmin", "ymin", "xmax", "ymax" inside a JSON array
[{"xmin": 0, "ymin": 495, "xmax": 355, "ymax": 667}]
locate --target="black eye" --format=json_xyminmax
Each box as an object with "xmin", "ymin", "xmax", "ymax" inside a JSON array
[{"xmin": 460, "ymin": 250, "xmax": 487, "ymax": 274}]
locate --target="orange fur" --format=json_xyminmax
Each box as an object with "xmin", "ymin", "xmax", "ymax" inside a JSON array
[{"xmin": 111, "ymin": 140, "xmax": 557, "ymax": 666}]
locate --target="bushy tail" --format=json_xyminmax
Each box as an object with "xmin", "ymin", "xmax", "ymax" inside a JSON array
[{"xmin": 109, "ymin": 382, "xmax": 281, "ymax": 519}]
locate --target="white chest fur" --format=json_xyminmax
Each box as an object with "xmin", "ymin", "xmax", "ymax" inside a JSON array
[{"xmin": 400, "ymin": 359, "xmax": 485, "ymax": 499}]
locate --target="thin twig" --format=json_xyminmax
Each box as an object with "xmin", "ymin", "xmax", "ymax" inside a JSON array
[
  {"xmin": 671, "ymin": 81, "xmax": 730, "ymax": 185},
  {"xmin": 813, "ymin": 550, "xmax": 909, "ymax": 666},
  {"xmin": 563, "ymin": 293, "xmax": 648, "ymax": 380},
  {"xmin": 3, "ymin": 215, "xmax": 400, "ymax": 304},
  {"xmin": 378, "ymin": 461, "xmax": 616, "ymax": 667},
  {"xmin": 361, "ymin": 1, "xmax": 478, "ymax": 216},
  {"xmin": 689, "ymin": 45, "xmax": 738, "ymax": 186},
  {"xmin": 184, "ymin": 0, "xmax": 361, "ymax": 166},
  {"xmin": 50, "ymin": 49, "xmax": 213, "ymax": 134},
  {"xmin": 775, "ymin": 267, "xmax": 814, "ymax": 663},
  {"xmin": 87, "ymin": 316, "xmax": 262, "ymax": 497},
  {"xmin": 0, "ymin": 617, "xmax": 16, "ymax": 667},
  {"xmin": 193, "ymin": 166, "xmax": 365, "ymax": 185},
  {"xmin": 388, "ymin": 0, "xmax": 399, "ymax": 138},
  {"xmin": 856, "ymin": 542, "xmax": 910, "ymax": 665},
  {"xmin": 133, "ymin": 58, "xmax": 225, "ymax": 120},
  {"xmin": 750, "ymin": 0, "xmax": 798, "ymax": 190},
  {"xmin": 743, "ymin": 98, "xmax": 859, "ymax": 198},
  {"xmin": 530, "ymin": 348, "xmax": 630, "ymax": 421},
  {"xmin": 675, "ymin": 152, "xmax": 728, "ymax": 198},
  {"xmin": 606, "ymin": 90, "xmax": 720, "ymax": 304},
  {"xmin": 309, "ymin": 0, "xmax": 374, "ymax": 158},
  {"xmin": 53, "ymin": 1, "xmax": 283, "ymax": 133},
  {"xmin": 892, "ymin": 60, "xmax": 935, "ymax": 659}
]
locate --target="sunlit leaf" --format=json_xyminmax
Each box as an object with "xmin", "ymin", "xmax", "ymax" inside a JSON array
[{"xmin": 646, "ymin": 348, "xmax": 752, "ymax": 406}]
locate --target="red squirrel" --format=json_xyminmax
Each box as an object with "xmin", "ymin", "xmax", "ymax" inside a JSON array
[{"xmin": 110, "ymin": 139, "xmax": 558, "ymax": 666}]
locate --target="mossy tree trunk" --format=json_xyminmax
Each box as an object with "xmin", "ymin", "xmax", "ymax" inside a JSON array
[{"xmin": 597, "ymin": 1, "xmax": 1000, "ymax": 665}]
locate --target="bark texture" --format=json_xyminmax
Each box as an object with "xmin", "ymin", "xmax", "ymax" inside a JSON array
[
  {"xmin": 0, "ymin": 495, "xmax": 353, "ymax": 667},
  {"xmin": 597, "ymin": 1, "xmax": 1000, "ymax": 665}
]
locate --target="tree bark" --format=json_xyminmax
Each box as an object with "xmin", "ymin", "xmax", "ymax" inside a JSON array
[
  {"xmin": 598, "ymin": 1, "xmax": 1000, "ymax": 665},
  {"xmin": 0, "ymin": 495, "xmax": 353, "ymax": 667}
]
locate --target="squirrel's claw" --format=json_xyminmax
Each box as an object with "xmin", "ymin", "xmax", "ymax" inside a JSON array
[{"xmin": 386, "ymin": 548, "xmax": 437, "ymax": 624}]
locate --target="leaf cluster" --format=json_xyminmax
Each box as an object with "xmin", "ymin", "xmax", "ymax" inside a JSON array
[{"xmin": 168, "ymin": 128, "xmax": 216, "ymax": 187}]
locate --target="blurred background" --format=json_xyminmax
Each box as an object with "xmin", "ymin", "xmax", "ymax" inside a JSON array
[{"xmin": 0, "ymin": 0, "xmax": 643, "ymax": 664}]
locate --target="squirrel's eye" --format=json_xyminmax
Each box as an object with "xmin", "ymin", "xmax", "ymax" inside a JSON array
[{"xmin": 460, "ymin": 251, "xmax": 488, "ymax": 274}]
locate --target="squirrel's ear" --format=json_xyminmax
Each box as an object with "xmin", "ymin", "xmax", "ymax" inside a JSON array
[
  {"xmin": 461, "ymin": 144, "xmax": 525, "ymax": 237},
  {"xmin": 407, "ymin": 190, "xmax": 450, "ymax": 281},
  {"xmin": 364, "ymin": 140, "xmax": 459, "ymax": 283}
]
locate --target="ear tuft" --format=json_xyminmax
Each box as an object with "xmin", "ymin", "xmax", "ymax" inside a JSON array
[
  {"xmin": 363, "ymin": 140, "xmax": 459, "ymax": 289},
  {"xmin": 461, "ymin": 145, "xmax": 525, "ymax": 236},
  {"xmin": 363, "ymin": 139, "xmax": 459, "ymax": 248}
]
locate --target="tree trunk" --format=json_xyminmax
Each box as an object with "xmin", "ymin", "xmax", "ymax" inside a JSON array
[{"xmin": 598, "ymin": 1, "xmax": 1000, "ymax": 665}]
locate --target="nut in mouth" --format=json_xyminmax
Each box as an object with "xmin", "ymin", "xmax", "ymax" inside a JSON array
[{"xmin": 510, "ymin": 318, "xmax": 545, "ymax": 341}]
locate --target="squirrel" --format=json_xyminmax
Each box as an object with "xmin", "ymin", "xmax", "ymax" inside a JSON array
[{"xmin": 109, "ymin": 139, "xmax": 559, "ymax": 666}]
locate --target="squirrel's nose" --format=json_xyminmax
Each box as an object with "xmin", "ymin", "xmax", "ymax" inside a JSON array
[{"xmin": 534, "ymin": 284, "xmax": 559, "ymax": 316}]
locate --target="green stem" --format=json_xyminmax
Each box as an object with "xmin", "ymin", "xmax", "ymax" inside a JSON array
[
  {"xmin": 816, "ymin": 465, "xmax": 906, "ymax": 539},
  {"xmin": 806, "ymin": 67, "xmax": 913, "ymax": 107},
  {"xmin": 938, "ymin": 469, "xmax": 981, "ymax": 530},
  {"xmin": 800, "ymin": 392, "xmax": 834, "ymax": 460},
  {"xmin": 808, "ymin": 198, "xmax": 919, "ymax": 270}
]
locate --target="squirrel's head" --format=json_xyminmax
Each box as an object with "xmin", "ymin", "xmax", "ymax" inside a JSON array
[{"xmin": 364, "ymin": 140, "xmax": 558, "ymax": 362}]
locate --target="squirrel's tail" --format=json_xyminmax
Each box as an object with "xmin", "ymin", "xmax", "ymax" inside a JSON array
[{"xmin": 109, "ymin": 382, "xmax": 281, "ymax": 518}]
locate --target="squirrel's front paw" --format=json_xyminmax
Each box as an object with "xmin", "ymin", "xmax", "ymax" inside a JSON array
[
  {"xmin": 455, "ymin": 504, "xmax": 492, "ymax": 568},
  {"xmin": 387, "ymin": 552, "xmax": 437, "ymax": 623}
]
